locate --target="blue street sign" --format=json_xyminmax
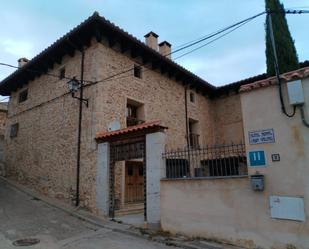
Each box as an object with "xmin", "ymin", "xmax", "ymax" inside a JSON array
[{"xmin": 249, "ymin": 150, "xmax": 266, "ymax": 167}]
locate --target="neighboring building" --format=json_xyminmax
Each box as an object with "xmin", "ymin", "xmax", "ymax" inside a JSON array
[
  {"xmin": 0, "ymin": 102, "xmax": 7, "ymax": 176},
  {"xmin": 1, "ymin": 11, "xmax": 309, "ymax": 249},
  {"xmin": 161, "ymin": 67, "xmax": 309, "ymax": 249}
]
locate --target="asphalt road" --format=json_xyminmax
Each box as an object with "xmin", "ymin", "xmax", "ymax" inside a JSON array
[{"xmin": 0, "ymin": 178, "xmax": 176, "ymax": 249}]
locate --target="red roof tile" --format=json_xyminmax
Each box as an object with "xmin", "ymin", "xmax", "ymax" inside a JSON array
[
  {"xmin": 240, "ymin": 67, "xmax": 309, "ymax": 93},
  {"xmin": 96, "ymin": 119, "xmax": 167, "ymax": 141}
]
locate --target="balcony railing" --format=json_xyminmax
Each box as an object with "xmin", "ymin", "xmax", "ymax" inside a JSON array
[
  {"xmin": 189, "ymin": 133, "xmax": 200, "ymax": 148},
  {"xmin": 126, "ymin": 117, "xmax": 145, "ymax": 127}
]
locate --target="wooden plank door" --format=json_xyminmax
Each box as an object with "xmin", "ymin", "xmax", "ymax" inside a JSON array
[{"xmin": 125, "ymin": 161, "xmax": 144, "ymax": 203}]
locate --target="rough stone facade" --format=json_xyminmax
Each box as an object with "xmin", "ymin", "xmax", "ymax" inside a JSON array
[
  {"xmin": 212, "ymin": 94, "xmax": 244, "ymax": 144},
  {"xmin": 4, "ymin": 38, "xmax": 244, "ymax": 212},
  {"xmin": 0, "ymin": 103, "xmax": 7, "ymax": 176}
]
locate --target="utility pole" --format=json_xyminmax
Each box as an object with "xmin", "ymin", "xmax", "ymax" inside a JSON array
[{"xmin": 75, "ymin": 50, "xmax": 85, "ymax": 207}]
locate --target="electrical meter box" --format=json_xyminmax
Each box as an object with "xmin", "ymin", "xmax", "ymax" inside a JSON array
[
  {"xmin": 251, "ymin": 174, "xmax": 264, "ymax": 191},
  {"xmin": 287, "ymin": 80, "xmax": 304, "ymax": 106}
]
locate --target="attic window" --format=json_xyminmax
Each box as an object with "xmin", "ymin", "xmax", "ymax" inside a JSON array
[
  {"xmin": 10, "ymin": 123, "xmax": 19, "ymax": 138},
  {"xmin": 18, "ymin": 89, "xmax": 28, "ymax": 103},
  {"xmin": 59, "ymin": 67, "xmax": 66, "ymax": 79},
  {"xmin": 134, "ymin": 65, "xmax": 142, "ymax": 79},
  {"xmin": 189, "ymin": 92, "xmax": 195, "ymax": 103}
]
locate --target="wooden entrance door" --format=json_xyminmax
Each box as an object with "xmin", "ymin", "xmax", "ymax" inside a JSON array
[{"xmin": 125, "ymin": 161, "xmax": 144, "ymax": 203}]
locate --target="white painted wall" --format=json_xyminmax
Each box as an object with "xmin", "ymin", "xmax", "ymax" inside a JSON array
[
  {"xmin": 95, "ymin": 142, "xmax": 110, "ymax": 216},
  {"xmin": 146, "ymin": 131, "xmax": 166, "ymax": 227},
  {"xmin": 161, "ymin": 77, "xmax": 309, "ymax": 249}
]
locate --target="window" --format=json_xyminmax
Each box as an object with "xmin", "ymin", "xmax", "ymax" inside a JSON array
[
  {"xmin": 10, "ymin": 123, "xmax": 19, "ymax": 138},
  {"xmin": 189, "ymin": 119, "xmax": 199, "ymax": 148},
  {"xmin": 134, "ymin": 65, "xmax": 142, "ymax": 78},
  {"xmin": 59, "ymin": 67, "xmax": 65, "ymax": 79},
  {"xmin": 18, "ymin": 89, "xmax": 28, "ymax": 103},
  {"xmin": 126, "ymin": 99, "xmax": 145, "ymax": 127},
  {"xmin": 189, "ymin": 92, "xmax": 195, "ymax": 103}
]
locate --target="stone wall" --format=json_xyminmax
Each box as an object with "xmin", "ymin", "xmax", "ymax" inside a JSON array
[
  {"xmin": 5, "ymin": 41, "xmax": 99, "ymax": 209},
  {"xmin": 4, "ymin": 38, "xmax": 219, "ymax": 212},
  {"xmin": 212, "ymin": 93, "xmax": 244, "ymax": 144},
  {"xmin": 0, "ymin": 105, "xmax": 7, "ymax": 176}
]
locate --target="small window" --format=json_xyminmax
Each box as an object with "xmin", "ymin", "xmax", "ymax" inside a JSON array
[
  {"xmin": 189, "ymin": 92, "xmax": 195, "ymax": 103},
  {"xmin": 59, "ymin": 67, "xmax": 65, "ymax": 79},
  {"xmin": 127, "ymin": 165, "xmax": 133, "ymax": 176},
  {"xmin": 18, "ymin": 89, "xmax": 28, "ymax": 103},
  {"xmin": 10, "ymin": 123, "xmax": 19, "ymax": 138},
  {"xmin": 134, "ymin": 65, "xmax": 142, "ymax": 78}
]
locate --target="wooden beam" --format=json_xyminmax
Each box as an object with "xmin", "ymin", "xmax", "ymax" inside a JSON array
[
  {"xmin": 142, "ymin": 55, "xmax": 149, "ymax": 64},
  {"xmin": 108, "ymin": 37, "xmax": 117, "ymax": 48},
  {"xmin": 121, "ymin": 42, "xmax": 129, "ymax": 53},
  {"xmin": 130, "ymin": 47, "xmax": 140, "ymax": 58},
  {"xmin": 94, "ymin": 28, "xmax": 103, "ymax": 42},
  {"xmin": 152, "ymin": 61, "xmax": 160, "ymax": 70}
]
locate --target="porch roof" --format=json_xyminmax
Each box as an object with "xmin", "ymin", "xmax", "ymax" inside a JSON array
[
  {"xmin": 239, "ymin": 66, "xmax": 309, "ymax": 93},
  {"xmin": 96, "ymin": 119, "xmax": 167, "ymax": 143}
]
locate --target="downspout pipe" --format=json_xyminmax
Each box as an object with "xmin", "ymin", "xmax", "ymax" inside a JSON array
[
  {"xmin": 299, "ymin": 105, "xmax": 309, "ymax": 128},
  {"xmin": 184, "ymin": 86, "xmax": 191, "ymax": 177},
  {"xmin": 184, "ymin": 86, "xmax": 189, "ymax": 149}
]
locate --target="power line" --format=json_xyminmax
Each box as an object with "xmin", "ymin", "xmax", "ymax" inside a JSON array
[
  {"xmin": 87, "ymin": 11, "xmax": 266, "ymax": 87},
  {"xmin": 0, "ymin": 63, "xmax": 95, "ymax": 84},
  {"xmin": 85, "ymin": 18, "xmax": 256, "ymax": 87},
  {"xmin": 1, "ymin": 9, "xmax": 308, "ymax": 90},
  {"xmin": 174, "ymin": 18, "xmax": 254, "ymax": 60},
  {"xmin": 89, "ymin": 8, "xmax": 309, "ymax": 87}
]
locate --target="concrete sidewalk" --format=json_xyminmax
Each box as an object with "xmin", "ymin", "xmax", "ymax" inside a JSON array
[{"xmin": 0, "ymin": 177, "xmax": 242, "ymax": 249}]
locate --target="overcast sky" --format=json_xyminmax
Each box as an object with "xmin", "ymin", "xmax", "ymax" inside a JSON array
[{"xmin": 0, "ymin": 0, "xmax": 308, "ymax": 98}]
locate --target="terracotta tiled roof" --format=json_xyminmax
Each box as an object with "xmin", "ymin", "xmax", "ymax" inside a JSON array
[
  {"xmin": 240, "ymin": 66, "xmax": 309, "ymax": 93},
  {"xmin": 96, "ymin": 119, "xmax": 167, "ymax": 141}
]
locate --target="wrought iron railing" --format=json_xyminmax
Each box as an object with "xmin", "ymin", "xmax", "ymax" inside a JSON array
[
  {"xmin": 163, "ymin": 143, "xmax": 247, "ymax": 179},
  {"xmin": 126, "ymin": 117, "xmax": 145, "ymax": 127}
]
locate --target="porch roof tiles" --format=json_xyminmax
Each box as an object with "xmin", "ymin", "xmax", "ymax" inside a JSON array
[
  {"xmin": 96, "ymin": 119, "xmax": 167, "ymax": 142},
  {"xmin": 239, "ymin": 66, "xmax": 309, "ymax": 93}
]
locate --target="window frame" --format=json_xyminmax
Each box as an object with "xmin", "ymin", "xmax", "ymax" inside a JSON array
[
  {"xmin": 133, "ymin": 65, "xmax": 142, "ymax": 79},
  {"xmin": 10, "ymin": 123, "xmax": 19, "ymax": 138},
  {"xmin": 18, "ymin": 89, "xmax": 28, "ymax": 103},
  {"xmin": 59, "ymin": 67, "xmax": 66, "ymax": 80},
  {"xmin": 189, "ymin": 92, "xmax": 195, "ymax": 103}
]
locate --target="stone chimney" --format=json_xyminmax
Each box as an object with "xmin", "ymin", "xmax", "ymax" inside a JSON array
[
  {"xmin": 159, "ymin": 41, "xmax": 172, "ymax": 59},
  {"xmin": 144, "ymin": 31, "xmax": 159, "ymax": 51},
  {"xmin": 18, "ymin": 58, "xmax": 29, "ymax": 67}
]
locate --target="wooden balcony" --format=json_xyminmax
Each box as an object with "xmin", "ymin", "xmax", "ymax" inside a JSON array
[
  {"xmin": 126, "ymin": 117, "xmax": 145, "ymax": 127},
  {"xmin": 189, "ymin": 133, "xmax": 200, "ymax": 148}
]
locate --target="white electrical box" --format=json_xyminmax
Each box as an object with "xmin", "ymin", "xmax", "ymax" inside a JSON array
[
  {"xmin": 287, "ymin": 80, "xmax": 304, "ymax": 105},
  {"xmin": 270, "ymin": 196, "xmax": 305, "ymax": 222}
]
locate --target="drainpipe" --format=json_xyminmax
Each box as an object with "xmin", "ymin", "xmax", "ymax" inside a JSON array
[
  {"xmin": 75, "ymin": 50, "xmax": 85, "ymax": 207},
  {"xmin": 184, "ymin": 87, "xmax": 189, "ymax": 149},
  {"xmin": 184, "ymin": 86, "xmax": 191, "ymax": 177}
]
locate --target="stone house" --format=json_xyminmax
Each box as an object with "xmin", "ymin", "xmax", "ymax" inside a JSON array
[
  {"xmin": 0, "ymin": 12, "xmax": 243, "ymax": 213},
  {"xmin": 1, "ymin": 11, "xmax": 309, "ymax": 249}
]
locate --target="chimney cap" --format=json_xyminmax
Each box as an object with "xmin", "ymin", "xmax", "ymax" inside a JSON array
[
  {"xmin": 159, "ymin": 41, "xmax": 171, "ymax": 47},
  {"xmin": 18, "ymin": 57, "xmax": 29, "ymax": 62},
  {"xmin": 144, "ymin": 31, "xmax": 159, "ymax": 38}
]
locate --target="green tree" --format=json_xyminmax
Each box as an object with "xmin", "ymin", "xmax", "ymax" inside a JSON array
[{"xmin": 265, "ymin": 0, "xmax": 299, "ymax": 76}]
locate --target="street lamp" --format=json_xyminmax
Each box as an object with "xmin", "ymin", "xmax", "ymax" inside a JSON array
[
  {"xmin": 67, "ymin": 77, "xmax": 88, "ymax": 107},
  {"xmin": 67, "ymin": 77, "xmax": 80, "ymax": 93}
]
